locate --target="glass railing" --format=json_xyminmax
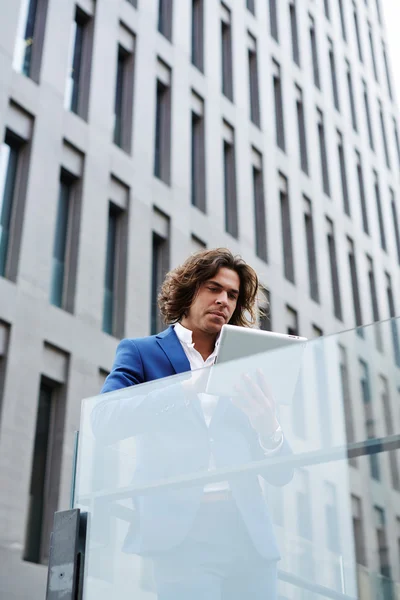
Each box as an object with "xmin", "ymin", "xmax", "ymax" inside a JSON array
[{"xmin": 69, "ymin": 317, "xmax": 400, "ymax": 600}]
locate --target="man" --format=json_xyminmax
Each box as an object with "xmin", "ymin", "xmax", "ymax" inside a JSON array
[{"xmin": 94, "ymin": 248, "xmax": 293, "ymax": 599}]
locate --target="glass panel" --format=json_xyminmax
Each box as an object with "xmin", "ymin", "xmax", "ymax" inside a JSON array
[
  {"xmin": 50, "ymin": 179, "xmax": 71, "ymax": 307},
  {"xmin": 0, "ymin": 142, "xmax": 19, "ymax": 277},
  {"xmin": 73, "ymin": 317, "xmax": 400, "ymax": 599}
]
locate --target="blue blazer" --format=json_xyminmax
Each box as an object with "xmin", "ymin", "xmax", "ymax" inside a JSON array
[{"xmin": 94, "ymin": 326, "xmax": 293, "ymax": 560}]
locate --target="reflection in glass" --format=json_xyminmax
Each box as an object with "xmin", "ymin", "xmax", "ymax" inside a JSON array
[
  {"xmin": 13, "ymin": 0, "xmax": 38, "ymax": 77},
  {"xmin": 0, "ymin": 142, "xmax": 19, "ymax": 277}
]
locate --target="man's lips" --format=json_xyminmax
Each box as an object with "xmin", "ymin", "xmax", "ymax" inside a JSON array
[{"xmin": 208, "ymin": 311, "xmax": 226, "ymax": 320}]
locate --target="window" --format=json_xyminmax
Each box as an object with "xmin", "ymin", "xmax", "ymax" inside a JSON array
[
  {"xmin": 273, "ymin": 60, "xmax": 285, "ymax": 151},
  {"xmin": 338, "ymin": 0, "xmax": 347, "ymax": 41},
  {"xmin": 190, "ymin": 234, "xmax": 206, "ymax": 253},
  {"xmin": 246, "ymin": 0, "xmax": 255, "ymax": 15},
  {"xmin": 286, "ymin": 305, "xmax": 299, "ymax": 336},
  {"xmin": 158, "ymin": 0, "xmax": 173, "ymax": 41},
  {"xmin": 382, "ymin": 42, "xmax": 393, "ymax": 101},
  {"xmin": 366, "ymin": 256, "xmax": 382, "ymax": 351},
  {"xmin": 326, "ymin": 218, "xmax": 342, "ymax": 320},
  {"xmin": 317, "ymin": 109, "xmax": 330, "ymax": 197},
  {"xmin": 259, "ymin": 287, "xmax": 271, "ymax": 331},
  {"xmin": 337, "ymin": 131, "xmax": 350, "ymax": 215},
  {"xmin": 325, "ymin": 483, "xmax": 340, "ymax": 554},
  {"xmin": 0, "ymin": 322, "xmax": 10, "ymax": 423},
  {"xmin": 191, "ymin": 0, "xmax": 204, "ymax": 72},
  {"xmin": 102, "ymin": 180, "xmax": 129, "ymax": 338},
  {"xmin": 0, "ymin": 138, "xmax": 21, "ymax": 279},
  {"xmin": 191, "ymin": 92, "xmax": 206, "ymax": 212},
  {"xmin": 347, "ymin": 238, "xmax": 363, "ymax": 329},
  {"xmin": 324, "ymin": 0, "xmax": 330, "ymax": 20},
  {"xmin": 296, "ymin": 471, "xmax": 312, "ymax": 541},
  {"xmin": 346, "ymin": 61, "xmax": 358, "ymax": 131},
  {"xmin": 359, "ymin": 359, "xmax": 380, "ymax": 480},
  {"xmin": 154, "ymin": 59, "xmax": 172, "ymax": 185},
  {"xmin": 13, "ymin": 0, "xmax": 48, "ymax": 81},
  {"xmin": 378, "ymin": 101, "xmax": 391, "ymax": 169},
  {"xmin": 248, "ymin": 33, "xmax": 260, "ymax": 127},
  {"xmin": 375, "ymin": 507, "xmax": 391, "ymax": 580},
  {"xmin": 352, "ymin": 496, "xmax": 367, "ymax": 566},
  {"xmin": 379, "ymin": 375, "xmax": 400, "ymax": 491},
  {"xmin": 328, "ymin": 39, "xmax": 340, "ymax": 111},
  {"xmin": 252, "ymin": 149, "xmax": 267, "ymax": 262},
  {"xmin": 221, "ymin": 4, "xmax": 233, "ymax": 101},
  {"xmin": 363, "ymin": 81, "xmax": 375, "ymax": 151},
  {"xmin": 151, "ymin": 210, "xmax": 170, "ymax": 335},
  {"xmin": 24, "ymin": 355, "xmax": 68, "ymax": 565},
  {"xmin": 390, "ymin": 190, "xmax": 400, "ymax": 265},
  {"xmin": 309, "ymin": 16, "xmax": 321, "ymax": 89},
  {"xmin": 393, "ymin": 118, "xmax": 400, "ymax": 169},
  {"xmin": 353, "ymin": 2, "xmax": 363, "ymax": 63},
  {"xmin": 296, "ymin": 86, "xmax": 309, "ymax": 175},
  {"xmin": 375, "ymin": 0, "xmax": 382, "ymax": 25},
  {"xmin": 113, "ymin": 28, "xmax": 135, "ymax": 153},
  {"xmin": 223, "ymin": 121, "xmax": 238, "ymax": 238},
  {"xmin": 289, "ymin": 2, "xmax": 300, "ymax": 66},
  {"xmin": 269, "ymin": 0, "xmax": 278, "ymax": 42},
  {"xmin": 50, "ymin": 147, "xmax": 83, "ymax": 313},
  {"xmin": 64, "ymin": 5, "xmax": 94, "ymax": 119},
  {"xmin": 339, "ymin": 345, "xmax": 356, "ymax": 463},
  {"xmin": 373, "ymin": 171, "xmax": 387, "ymax": 252},
  {"xmin": 126, "ymin": 0, "xmax": 137, "ymax": 6},
  {"xmin": 304, "ymin": 197, "xmax": 319, "ymax": 302},
  {"xmin": 280, "ymin": 174, "xmax": 295, "ymax": 283},
  {"xmin": 386, "ymin": 273, "xmax": 400, "ymax": 368},
  {"xmin": 356, "ymin": 151, "xmax": 369, "ymax": 234},
  {"xmin": 368, "ymin": 22, "xmax": 378, "ymax": 82}
]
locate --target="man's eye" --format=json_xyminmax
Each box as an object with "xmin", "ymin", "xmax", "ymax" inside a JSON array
[{"xmin": 208, "ymin": 287, "xmax": 217, "ymax": 291}]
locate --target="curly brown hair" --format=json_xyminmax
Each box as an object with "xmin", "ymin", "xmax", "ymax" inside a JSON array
[{"xmin": 158, "ymin": 248, "xmax": 260, "ymax": 327}]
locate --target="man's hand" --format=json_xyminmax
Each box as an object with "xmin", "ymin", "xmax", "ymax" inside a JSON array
[{"xmin": 232, "ymin": 369, "xmax": 280, "ymax": 437}]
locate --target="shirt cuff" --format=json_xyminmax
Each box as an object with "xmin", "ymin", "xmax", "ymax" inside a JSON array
[{"xmin": 258, "ymin": 427, "xmax": 284, "ymax": 455}]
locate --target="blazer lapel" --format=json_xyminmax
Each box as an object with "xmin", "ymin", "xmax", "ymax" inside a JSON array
[
  {"xmin": 156, "ymin": 326, "xmax": 207, "ymax": 428},
  {"xmin": 156, "ymin": 326, "xmax": 191, "ymax": 374}
]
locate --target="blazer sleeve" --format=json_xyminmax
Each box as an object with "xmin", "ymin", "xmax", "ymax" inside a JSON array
[{"xmin": 91, "ymin": 339, "xmax": 189, "ymax": 444}]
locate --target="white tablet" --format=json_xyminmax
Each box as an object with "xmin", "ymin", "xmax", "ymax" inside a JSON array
[{"xmin": 206, "ymin": 324, "xmax": 308, "ymax": 405}]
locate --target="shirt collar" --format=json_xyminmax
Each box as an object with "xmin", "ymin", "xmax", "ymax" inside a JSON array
[{"xmin": 174, "ymin": 322, "xmax": 221, "ymax": 350}]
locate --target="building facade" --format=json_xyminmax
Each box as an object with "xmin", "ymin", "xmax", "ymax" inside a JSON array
[{"xmin": 0, "ymin": 0, "xmax": 400, "ymax": 598}]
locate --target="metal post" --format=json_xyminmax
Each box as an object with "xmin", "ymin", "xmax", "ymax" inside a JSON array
[{"xmin": 45, "ymin": 509, "xmax": 87, "ymax": 600}]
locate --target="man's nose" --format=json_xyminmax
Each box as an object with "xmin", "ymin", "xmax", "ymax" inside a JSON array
[{"xmin": 216, "ymin": 291, "xmax": 228, "ymax": 305}]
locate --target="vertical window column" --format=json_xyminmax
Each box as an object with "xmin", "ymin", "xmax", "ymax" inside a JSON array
[
  {"xmin": 102, "ymin": 177, "xmax": 129, "ymax": 338},
  {"xmin": 337, "ymin": 131, "xmax": 350, "ymax": 216},
  {"xmin": 339, "ymin": 345, "xmax": 356, "ymax": 465},
  {"xmin": 390, "ymin": 189, "xmax": 400, "ymax": 266},
  {"xmin": 379, "ymin": 376, "xmax": 400, "ymax": 491},
  {"xmin": 289, "ymin": 1, "xmax": 300, "ymax": 66},
  {"xmin": 154, "ymin": 59, "xmax": 172, "ymax": 185},
  {"xmin": 259, "ymin": 286, "xmax": 271, "ymax": 331},
  {"xmin": 304, "ymin": 196, "xmax": 319, "ymax": 302},
  {"xmin": 368, "ymin": 22, "xmax": 379, "ymax": 82},
  {"xmin": 328, "ymin": 38, "xmax": 340, "ymax": 111},
  {"xmin": 326, "ymin": 218, "xmax": 342, "ymax": 320},
  {"xmin": 385, "ymin": 273, "xmax": 400, "ymax": 368},
  {"xmin": 191, "ymin": 0, "xmax": 204, "ymax": 72},
  {"xmin": 269, "ymin": 0, "xmax": 279, "ymax": 42},
  {"xmin": 151, "ymin": 209, "xmax": 170, "ymax": 335},
  {"xmin": 317, "ymin": 109, "xmax": 330, "ymax": 197},
  {"xmin": 382, "ymin": 42, "xmax": 393, "ymax": 101},
  {"xmin": 222, "ymin": 121, "xmax": 238, "ymax": 238},
  {"xmin": 309, "ymin": 15, "xmax": 321, "ymax": 90},
  {"xmin": 273, "ymin": 60, "xmax": 285, "ymax": 152},
  {"xmin": 191, "ymin": 91, "xmax": 206, "ymax": 212},
  {"xmin": 373, "ymin": 171, "xmax": 387, "ymax": 252},
  {"xmin": 24, "ymin": 345, "xmax": 69, "ymax": 565},
  {"xmin": 252, "ymin": 148, "xmax": 267, "ymax": 262},
  {"xmin": 393, "ymin": 118, "xmax": 400, "ymax": 170},
  {"xmin": 50, "ymin": 143, "xmax": 83, "ymax": 313},
  {"xmin": 13, "ymin": 0, "xmax": 49, "ymax": 81},
  {"xmin": 296, "ymin": 85, "xmax": 309, "ymax": 175},
  {"xmin": 360, "ymin": 360, "xmax": 380, "ymax": 480},
  {"xmin": 247, "ymin": 33, "xmax": 260, "ymax": 127},
  {"xmin": 0, "ymin": 322, "xmax": 10, "ymax": 423},
  {"xmin": 352, "ymin": 496, "xmax": 367, "ymax": 567},
  {"xmin": 356, "ymin": 151, "xmax": 369, "ymax": 234},
  {"xmin": 363, "ymin": 80, "xmax": 375, "ymax": 151},
  {"xmin": 158, "ymin": 0, "xmax": 173, "ymax": 41},
  {"xmin": 1, "ymin": 106, "xmax": 33, "ymax": 282},
  {"xmin": 338, "ymin": 0, "xmax": 347, "ymax": 41},
  {"xmin": 347, "ymin": 238, "xmax": 363, "ymax": 329},
  {"xmin": 366, "ymin": 255, "xmax": 382, "ymax": 350},
  {"xmin": 353, "ymin": 2, "xmax": 363, "ymax": 63},
  {"xmin": 285, "ymin": 305, "xmax": 299, "ymax": 336},
  {"xmin": 64, "ymin": 4, "xmax": 95, "ymax": 119},
  {"xmin": 375, "ymin": 508, "xmax": 391, "ymax": 581},
  {"xmin": 346, "ymin": 61, "xmax": 358, "ymax": 132},
  {"xmin": 221, "ymin": 4, "xmax": 233, "ymax": 101},
  {"xmin": 279, "ymin": 173, "xmax": 295, "ymax": 283},
  {"xmin": 113, "ymin": 25, "xmax": 135, "ymax": 153},
  {"xmin": 378, "ymin": 100, "xmax": 391, "ymax": 169}
]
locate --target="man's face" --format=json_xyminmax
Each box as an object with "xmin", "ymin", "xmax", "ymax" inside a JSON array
[{"xmin": 183, "ymin": 267, "xmax": 240, "ymax": 335}]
